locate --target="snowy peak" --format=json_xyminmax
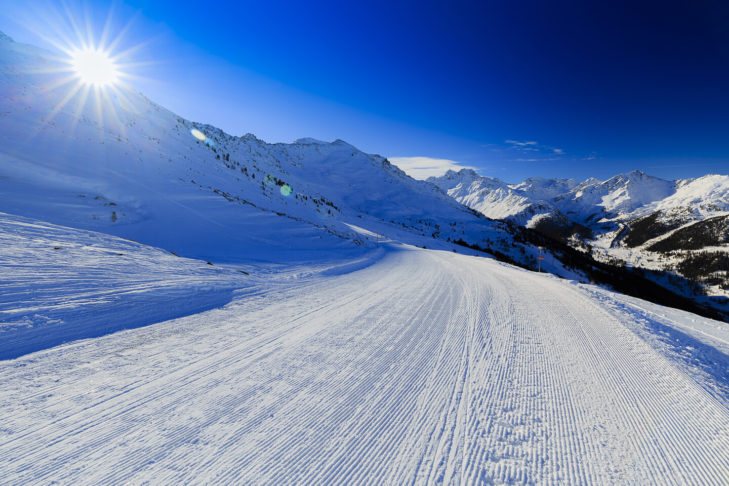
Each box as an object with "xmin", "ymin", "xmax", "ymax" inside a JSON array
[
  {"xmin": 428, "ymin": 170, "xmax": 519, "ymax": 215},
  {"xmin": 443, "ymin": 168, "xmax": 480, "ymax": 179},
  {"xmin": 429, "ymin": 170, "xmax": 570, "ymax": 229},
  {"xmin": 293, "ymin": 137, "xmax": 328, "ymax": 145},
  {"xmin": 289, "ymin": 138, "xmax": 357, "ymax": 150},
  {"xmin": 511, "ymin": 177, "xmax": 579, "ymax": 201},
  {"xmin": 431, "ymin": 165, "xmax": 729, "ymax": 258},
  {"xmin": 430, "ymin": 169, "xmax": 508, "ymax": 191},
  {"xmin": 434, "ymin": 168, "xmax": 487, "ymax": 188},
  {"xmin": 552, "ymin": 171, "xmax": 676, "ymax": 225},
  {"xmin": 602, "ymin": 170, "xmax": 670, "ymax": 192},
  {"xmin": 655, "ymin": 174, "xmax": 729, "ymax": 216},
  {"xmin": 438, "ymin": 168, "xmax": 729, "ymax": 227}
]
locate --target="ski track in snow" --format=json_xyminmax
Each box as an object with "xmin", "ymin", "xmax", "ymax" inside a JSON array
[{"xmin": 2, "ymin": 247, "xmax": 729, "ymax": 484}]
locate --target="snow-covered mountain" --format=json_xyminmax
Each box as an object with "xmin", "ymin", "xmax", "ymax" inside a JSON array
[
  {"xmin": 431, "ymin": 169, "xmax": 536, "ymax": 222},
  {"xmin": 510, "ymin": 176, "xmax": 580, "ymax": 202},
  {"xmin": 551, "ymin": 170, "xmax": 675, "ymax": 226},
  {"xmin": 0, "ymin": 31, "xmax": 529, "ymax": 265},
  {"xmin": 429, "ymin": 170, "xmax": 589, "ymax": 242},
  {"xmin": 611, "ymin": 174, "xmax": 729, "ymax": 245},
  {"xmin": 430, "ymin": 168, "xmax": 729, "ymax": 300}
]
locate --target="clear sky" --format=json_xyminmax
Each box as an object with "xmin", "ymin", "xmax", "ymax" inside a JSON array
[{"xmin": 1, "ymin": 0, "xmax": 728, "ymax": 182}]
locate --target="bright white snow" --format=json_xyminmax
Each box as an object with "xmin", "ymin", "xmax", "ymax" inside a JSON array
[{"xmin": 2, "ymin": 242, "xmax": 729, "ymax": 484}]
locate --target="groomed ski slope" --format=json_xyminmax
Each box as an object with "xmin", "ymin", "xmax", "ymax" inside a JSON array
[{"xmin": 2, "ymin": 246, "xmax": 729, "ymax": 484}]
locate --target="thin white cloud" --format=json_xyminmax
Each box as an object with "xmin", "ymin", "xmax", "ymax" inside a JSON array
[
  {"xmin": 505, "ymin": 139, "xmax": 538, "ymax": 147},
  {"xmin": 505, "ymin": 139, "xmax": 565, "ymax": 157},
  {"xmin": 388, "ymin": 156, "xmax": 476, "ymax": 180},
  {"xmin": 515, "ymin": 157, "xmax": 561, "ymax": 162}
]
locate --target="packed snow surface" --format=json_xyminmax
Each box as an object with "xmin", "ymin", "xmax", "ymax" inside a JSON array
[{"xmin": 2, "ymin": 237, "xmax": 729, "ymax": 484}]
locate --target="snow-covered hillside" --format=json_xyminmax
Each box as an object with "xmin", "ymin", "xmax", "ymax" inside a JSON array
[
  {"xmin": 639, "ymin": 174, "xmax": 729, "ymax": 219},
  {"xmin": 428, "ymin": 170, "xmax": 590, "ymax": 243},
  {"xmin": 0, "ymin": 32, "xmax": 524, "ymax": 264},
  {"xmin": 552, "ymin": 170, "xmax": 676, "ymax": 226},
  {"xmin": 510, "ymin": 176, "xmax": 579, "ymax": 201},
  {"xmin": 0, "ymin": 212, "xmax": 248, "ymax": 360}
]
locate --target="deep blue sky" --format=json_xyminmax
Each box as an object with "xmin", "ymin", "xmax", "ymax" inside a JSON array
[{"xmin": 1, "ymin": 0, "xmax": 728, "ymax": 182}]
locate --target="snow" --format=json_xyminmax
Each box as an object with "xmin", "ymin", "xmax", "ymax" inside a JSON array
[
  {"xmin": 427, "ymin": 170, "xmax": 561, "ymax": 225},
  {"xmin": 3, "ymin": 30, "xmax": 729, "ymax": 484},
  {"xmin": 0, "ymin": 33, "xmax": 522, "ymax": 265},
  {"xmin": 652, "ymin": 174, "xmax": 729, "ymax": 218},
  {"xmin": 2, "ymin": 243, "xmax": 729, "ymax": 483},
  {"xmin": 557, "ymin": 170, "xmax": 675, "ymax": 221},
  {"xmin": 0, "ymin": 211, "xmax": 248, "ymax": 360},
  {"xmin": 430, "ymin": 168, "xmax": 729, "ymax": 303},
  {"xmin": 510, "ymin": 176, "xmax": 579, "ymax": 201},
  {"xmin": 429, "ymin": 168, "xmax": 729, "ymax": 230}
]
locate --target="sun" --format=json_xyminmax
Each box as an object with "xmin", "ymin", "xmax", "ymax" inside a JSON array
[
  {"xmin": 22, "ymin": 3, "xmax": 153, "ymax": 137},
  {"xmin": 71, "ymin": 48, "xmax": 119, "ymax": 86}
]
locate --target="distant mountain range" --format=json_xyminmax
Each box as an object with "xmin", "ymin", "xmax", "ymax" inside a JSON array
[{"xmin": 429, "ymin": 169, "xmax": 729, "ymax": 304}]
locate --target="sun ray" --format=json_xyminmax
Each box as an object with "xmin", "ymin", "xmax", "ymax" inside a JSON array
[
  {"xmin": 38, "ymin": 72, "xmax": 82, "ymax": 93},
  {"xmin": 105, "ymin": 11, "xmax": 141, "ymax": 55},
  {"xmin": 21, "ymin": 23, "xmax": 75, "ymax": 59},
  {"xmin": 82, "ymin": 4, "xmax": 96, "ymax": 50},
  {"xmin": 92, "ymin": 85, "xmax": 105, "ymax": 134},
  {"xmin": 27, "ymin": 81, "xmax": 85, "ymax": 141},
  {"xmin": 100, "ymin": 86, "xmax": 125, "ymax": 134},
  {"xmin": 98, "ymin": 2, "xmax": 117, "ymax": 50},
  {"xmin": 109, "ymin": 83, "xmax": 141, "ymax": 116},
  {"xmin": 67, "ymin": 83, "xmax": 92, "ymax": 136},
  {"xmin": 44, "ymin": 81, "xmax": 84, "ymax": 121},
  {"xmin": 11, "ymin": 2, "xmax": 158, "ymax": 147},
  {"xmin": 62, "ymin": 1, "xmax": 89, "ymax": 50},
  {"xmin": 107, "ymin": 86, "xmax": 131, "ymax": 138},
  {"xmin": 109, "ymin": 36, "xmax": 156, "ymax": 65}
]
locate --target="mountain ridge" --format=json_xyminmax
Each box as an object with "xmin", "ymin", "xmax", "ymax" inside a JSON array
[
  {"xmin": 0, "ymin": 31, "xmax": 532, "ymax": 267},
  {"xmin": 429, "ymin": 167, "xmax": 729, "ymax": 304}
]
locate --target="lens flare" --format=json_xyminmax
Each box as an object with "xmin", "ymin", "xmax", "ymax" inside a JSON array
[
  {"xmin": 190, "ymin": 128, "xmax": 206, "ymax": 141},
  {"xmin": 280, "ymin": 184, "xmax": 293, "ymax": 196}
]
